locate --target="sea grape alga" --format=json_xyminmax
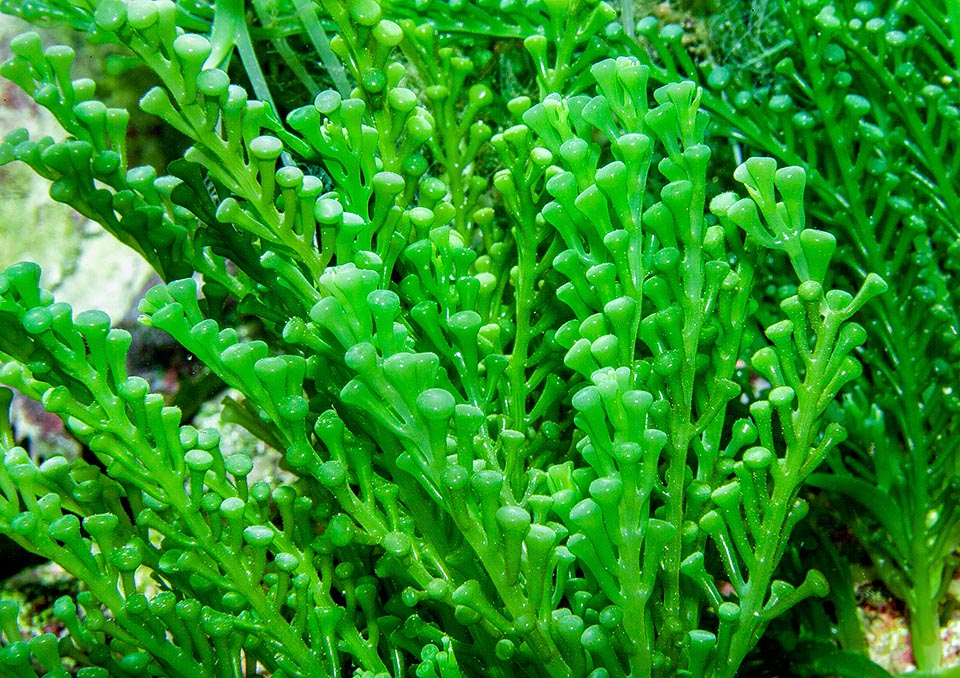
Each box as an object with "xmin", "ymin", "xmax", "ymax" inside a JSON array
[
  {"xmin": 626, "ymin": 0, "xmax": 960, "ymax": 672},
  {"xmin": 0, "ymin": 1, "xmax": 886, "ymax": 677}
]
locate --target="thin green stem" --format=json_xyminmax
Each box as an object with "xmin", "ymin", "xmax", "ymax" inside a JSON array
[
  {"xmin": 290, "ymin": 0, "xmax": 351, "ymax": 96},
  {"xmin": 910, "ymin": 554, "xmax": 945, "ymax": 673}
]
